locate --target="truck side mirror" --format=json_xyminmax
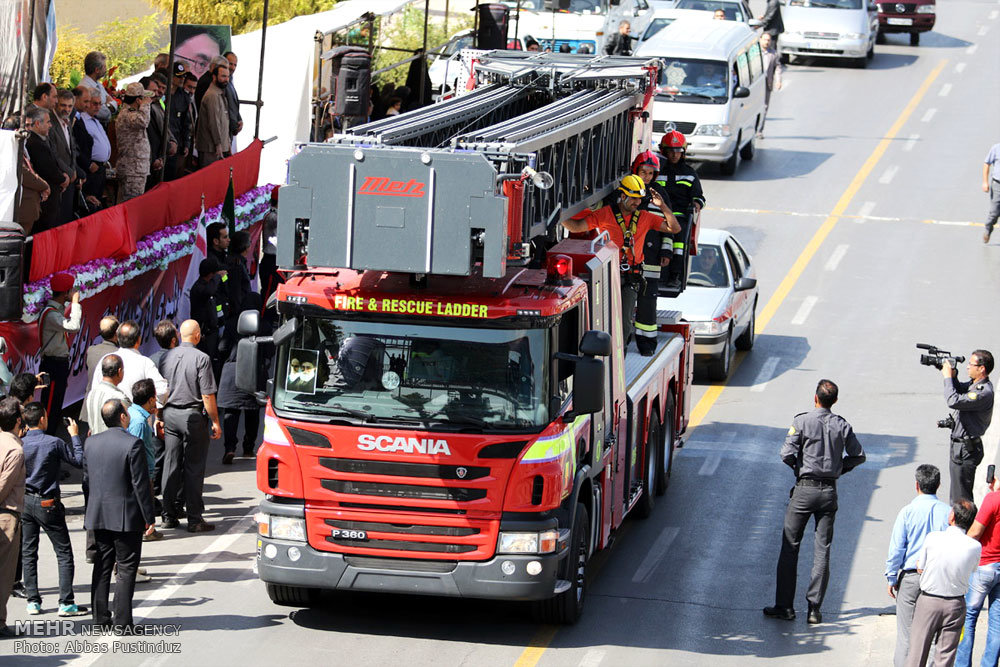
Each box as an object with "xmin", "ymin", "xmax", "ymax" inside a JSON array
[
  {"xmin": 570, "ymin": 357, "xmax": 605, "ymax": 416},
  {"xmin": 235, "ymin": 338, "xmax": 260, "ymax": 394},
  {"xmin": 580, "ymin": 330, "xmax": 612, "ymax": 357},
  {"xmin": 237, "ymin": 309, "xmax": 260, "ymax": 336},
  {"xmin": 272, "ymin": 317, "xmax": 298, "ymax": 347}
]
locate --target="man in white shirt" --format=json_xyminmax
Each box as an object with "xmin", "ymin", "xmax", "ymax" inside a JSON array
[
  {"xmin": 906, "ymin": 500, "xmax": 982, "ymax": 667},
  {"xmin": 91, "ymin": 321, "xmax": 168, "ymax": 404},
  {"xmin": 80, "ymin": 51, "xmax": 117, "ymax": 125}
]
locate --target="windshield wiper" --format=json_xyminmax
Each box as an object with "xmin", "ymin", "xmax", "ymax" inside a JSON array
[
  {"xmin": 292, "ymin": 401, "xmax": 376, "ymax": 422},
  {"xmin": 677, "ymin": 92, "xmax": 722, "ymax": 102},
  {"xmin": 433, "ymin": 413, "xmax": 488, "ymax": 428}
]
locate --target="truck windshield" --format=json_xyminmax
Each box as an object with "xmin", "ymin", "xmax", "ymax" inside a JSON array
[
  {"xmin": 273, "ymin": 317, "xmax": 549, "ymax": 430},
  {"xmin": 656, "ymin": 58, "xmax": 729, "ymax": 103}
]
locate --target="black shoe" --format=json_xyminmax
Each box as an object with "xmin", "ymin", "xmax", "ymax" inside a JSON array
[
  {"xmin": 161, "ymin": 516, "xmax": 180, "ymax": 529},
  {"xmin": 242, "ymin": 448, "xmax": 255, "ymax": 457},
  {"xmin": 763, "ymin": 605, "xmax": 795, "ymax": 621},
  {"xmin": 807, "ymin": 605, "xmax": 822, "ymax": 624},
  {"xmin": 222, "ymin": 452, "xmax": 235, "ymax": 465},
  {"xmin": 188, "ymin": 521, "xmax": 216, "ymax": 533},
  {"xmin": 11, "ymin": 582, "xmax": 26, "ymax": 599}
]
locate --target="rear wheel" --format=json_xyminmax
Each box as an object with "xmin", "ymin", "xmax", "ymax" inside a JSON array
[
  {"xmin": 707, "ymin": 329, "xmax": 733, "ymax": 381},
  {"xmin": 910, "ymin": 32, "xmax": 920, "ymax": 45},
  {"xmin": 265, "ymin": 583, "xmax": 320, "ymax": 607},
  {"xmin": 720, "ymin": 134, "xmax": 740, "ymax": 176},
  {"xmin": 655, "ymin": 394, "xmax": 675, "ymax": 496},
  {"xmin": 740, "ymin": 132, "xmax": 756, "ymax": 160},
  {"xmin": 735, "ymin": 300, "xmax": 757, "ymax": 351},
  {"xmin": 634, "ymin": 418, "xmax": 660, "ymax": 519},
  {"xmin": 531, "ymin": 503, "xmax": 589, "ymax": 624},
  {"xmin": 875, "ymin": 31, "xmax": 886, "ymax": 44}
]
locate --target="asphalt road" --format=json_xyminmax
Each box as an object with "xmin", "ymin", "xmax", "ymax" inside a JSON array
[{"xmin": 5, "ymin": 1, "xmax": 1000, "ymax": 664}]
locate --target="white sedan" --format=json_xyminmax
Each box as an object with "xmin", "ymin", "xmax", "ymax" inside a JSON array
[{"xmin": 657, "ymin": 227, "xmax": 758, "ymax": 380}]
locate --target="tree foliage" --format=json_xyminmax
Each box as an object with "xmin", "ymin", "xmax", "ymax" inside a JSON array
[
  {"xmin": 373, "ymin": 6, "xmax": 472, "ymax": 89},
  {"xmin": 148, "ymin": 0, "xmax": 337, "ymax": 35},
  {"xmin": 50, "ymin": 14, "xmax": 167, "ymax": 88}
]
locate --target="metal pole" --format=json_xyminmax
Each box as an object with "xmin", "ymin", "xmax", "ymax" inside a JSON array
[
  {"xmin": 444, "ymin": 0, "xmax": 450, "ymax": 36},
  {"xmin": 19, "ymin": 0, "xmax": 38, "ymax": 124},
  {"xmin": 254, "ymin": 0, "xmax": 270, "ymax": 139},
  {"xmin": 312, "ymin": 31, "xmax": 323, "ymax": 141},
  {"xmin": 514, "ymin": 0, "xmax": 521, "ymax": 46},
  {"xmin": 420, "ymin": 0, "xmax": 430, "ymax": 107},
  {"xmin": 14, "ymin": 0, "xmax": 40, "ymax": 236},
  {"xmin": 157, "ymin": 0, "xmax": 179, "ymax": 184}
]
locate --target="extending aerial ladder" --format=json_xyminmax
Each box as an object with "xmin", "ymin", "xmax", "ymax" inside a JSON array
[{"xmin": 276, "ymin": 52, "xmax": 661, "ymax": 278}]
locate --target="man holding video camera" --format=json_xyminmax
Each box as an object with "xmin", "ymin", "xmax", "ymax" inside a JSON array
[{"xmin": 943, "ymin": 349, "xmax": 995, "ymax": 504}]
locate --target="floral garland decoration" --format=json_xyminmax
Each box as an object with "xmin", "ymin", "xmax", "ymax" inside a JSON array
[{"xmin": 22, "ymin": 184, "xmax": 276, "ymax": 317}]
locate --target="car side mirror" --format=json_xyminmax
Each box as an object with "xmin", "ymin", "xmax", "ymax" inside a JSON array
[
  {"xmin": 733, "ymin": 86, "xmax": 750, "ymax": 99},
  {"xmin": 748, "ymin": 18, "xmax": 762, "ymax": 28},
  {"xmin": 580, "ymin": 330, "xmax": 612, "ymax": 357},
  {"xmin": 237, "ymin": 309, "xmax": 260, "ymax": 336},
  {"xmin": 735, "ymin": 276, "xmax": 757, "ymax": 292}
]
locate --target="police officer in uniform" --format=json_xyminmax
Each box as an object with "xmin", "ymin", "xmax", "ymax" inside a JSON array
[
  {"xmin": 942, "ymin": 349, "xmax": 994, "ymax": 504},
  {"xmin": 632, "ymin": 150, "xmax": 674, "ymax": 356},
  {"xmin": 764, "ymin": 379, "xmax": 866, "ymax": 624},
  {"xmin": 656, "ymin": 130, "xmax": 706, "ymax": 291}
]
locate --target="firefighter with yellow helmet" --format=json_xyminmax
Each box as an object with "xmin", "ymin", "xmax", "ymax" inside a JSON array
[{"xmin": 562, "ymin": 173, "xmax": 680, "ymax": 348}]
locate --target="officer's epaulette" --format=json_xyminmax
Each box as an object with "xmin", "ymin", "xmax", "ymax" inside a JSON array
[{"xmin": 794, "ymin": 411, "xmax": 808, "ymax": 418}]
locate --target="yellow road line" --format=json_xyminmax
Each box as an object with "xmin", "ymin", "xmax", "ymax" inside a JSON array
[{"xmin": 512, "ymin": 59, "xmax": 948, "ymax": 666}]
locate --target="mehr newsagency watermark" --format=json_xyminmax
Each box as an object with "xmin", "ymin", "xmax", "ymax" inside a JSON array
[{"xmin": 12, "ymin": 621, "xmax": 182, "ymax": 655}]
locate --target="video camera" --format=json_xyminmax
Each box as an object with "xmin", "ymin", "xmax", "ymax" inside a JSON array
[{"xmin": 916, "ymin": 343, "xmax": 965, "ymax": 370}]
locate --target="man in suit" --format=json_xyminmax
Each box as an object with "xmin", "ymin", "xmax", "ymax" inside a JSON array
[
  {"xmin": 84, "ymin": 399, "xmax": 155, "ymax": 631},
  {"xmin": 17, "ymin": 153, "xmax": 50, "ymax": 235},
  {"xmin": 759, "ymin": 0, "xmax": 785, "ymax": 40},
  {"xmin": 145, "ymin": 73, "xmax": 175, "ymax": 189},
  {"xmin": 50, "ymin": 90, "xmax": 86, "ymax": 222},
  {"xmin": 24, "ymin": 107, "xmax": 70, "ymax": 233}
]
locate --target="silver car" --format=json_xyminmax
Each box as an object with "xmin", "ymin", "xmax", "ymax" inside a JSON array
[
  {"xmin": 657, "ymin": 227, "xmax": 758, "ymax": 380},
  {"xmin": 778, "ymin": 0, "xmax": 879, "ymax": 68}
]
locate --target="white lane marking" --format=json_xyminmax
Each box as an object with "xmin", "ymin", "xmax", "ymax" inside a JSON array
[
  {"xmin": 69, "ymin": 511, "xmax": 256, "ymax": 667},
  {"xmin": 878, "ymin": 165, "xmax": 899, "ymax": 184},
  {"xmin": 632, "ymin": 527, "xmax": 680, "ymax": 583},
  {"xmin": 921, "ymin": 108, "xmax": 937, "ymax": 122},
  {"xmin": 978, "ymin": 25, "xmax": 990, "ymax": 35},
  {"xmin": 955, "ymin": 62, "xmax": 967, "ymax": 73},
  {"xmin": 579, "ymin": 649, "xmax": 608, "ymax": 667},
  {"xmin": 902, "ymin": 135, "xmax": 919, "ymax": 152},
  {"xmin": 966, "ymin": 44, "xmax": 978, "ymax": 54},
  {"xmin": 699, "ymin": 453, "xmax": 722, "ymax": 476},
  {"xmin": 939, "ymin": 83, "xmax": 952, "ymax": 97},
  {"xmin": 858, "ymin": 201, "xmax": 876, "ymax": 221},
  {"xmin": 791, "ymin": 296, "xmax": 819, "ymax": 326},
  {"xmin": 824, "ymin": 244, "xmax": 849, "ymax": 271},
  {"xmin": 750, "ymin": 356, "xmax": 780, "ymax": 393}
]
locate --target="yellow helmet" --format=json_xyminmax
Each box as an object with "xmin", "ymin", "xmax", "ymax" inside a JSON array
[{"xmin": 618, "ymin": 174, "xmax": 646, "ymax": 199}]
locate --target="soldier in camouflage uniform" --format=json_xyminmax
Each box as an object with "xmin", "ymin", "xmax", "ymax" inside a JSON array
[{"xmin": 114, "ymin": 82, "xmax": 153, "ymax": 202}]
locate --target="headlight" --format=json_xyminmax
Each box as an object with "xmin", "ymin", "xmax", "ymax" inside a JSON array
[
  {"xmin": 257, "ymin": 513, "xmax": 307, "ymax": 542},
  {"xmin": 692, "ymin": 124, "xmax": 732, "ymax": 137},
  {"xmin": 916, "ymin": 4, "xmax": 935, "ymax": 12},
  {"xmin": 691, "ymin": 320, "xmax": 724, "ymax": 335},
  {"xmin": 498, "ymin": 529, "xmax": 559, "ymax": 554},
  {"xmin": 841, "ymin": 32, "xmax": 865, "ymax": 39},
  {"xmin": 782, "ymin": 30, "xmax": 801, "ymax": 38}
]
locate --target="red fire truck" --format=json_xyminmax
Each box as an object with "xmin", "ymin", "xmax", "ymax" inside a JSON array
[{"xmin": 238, "ymin": 52, "xmax": 696, "ymax": 623}]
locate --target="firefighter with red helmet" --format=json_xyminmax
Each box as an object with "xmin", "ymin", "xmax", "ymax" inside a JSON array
[
  {"xmin": 562, "ymin": 173, "xmax": 679, "ymax": 348},
  {"xmin": 657, "ymin": 130, "xmax": 706, "ymax": 290},
  {"xmin": 631, "ymin": 150, "xmax": 675, "ymax": 356}
]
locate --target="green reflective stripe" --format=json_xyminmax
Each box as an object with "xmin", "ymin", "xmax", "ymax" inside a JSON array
[
  {"xmin": 641, "ymin": 264, "xmax": 659, "ymax": 272},
  {"xmin": 635, "ymin": 322, "xmax": 658, "ymax": 332},
  {"xmin": 676, "ymin": 180, "xmax": 693, "ymax": 187},
  {"xmin": 215, "ymin": 305, "xmax": 223, "ymax": 312},
  {"xmin": 221, "ymin": 273, "xmax": 228, "ymax": 282},
  {"xmin": 520, "ymin": 416, "xmax": 588, "ymax": 496},
  {"xmin": 673, "ymin": 242, "xmax": 684, "ymax": 249}
]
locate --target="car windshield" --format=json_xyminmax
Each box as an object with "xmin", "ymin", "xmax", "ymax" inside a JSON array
[
  {"xmin": 656, "ymin": 58, "xmax": 729, "ymax": 102},
  {"xmin": 687, "ymin": 244, "xmax": 730, "ymax": 288},
  {"xmin": 273, "ymin": 317, "xmax": 549, "ymax": 430},
  {"xmin": 674, "ymin": 0, "xmax": 744, "ymax": 19},
  {"xmin": 499, "ymin": 0, "xmax": 603, "ymax": 11},
  {"xmin": 788, "ymin": 0, "xmax": 862, "ymax": 8},
  {"xmin": 642, "ymin": 18, "xmax": 677, "ymax": 40}
]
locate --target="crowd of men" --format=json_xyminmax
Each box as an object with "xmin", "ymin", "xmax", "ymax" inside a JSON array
[{"xmin": 13, "ymin": 49, "xmax": 244, "ymax": 236}]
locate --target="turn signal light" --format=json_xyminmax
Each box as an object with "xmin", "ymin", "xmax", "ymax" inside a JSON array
[{"xmin": 546, "ymin": 254, "xmax": 573, "ymax": 286}]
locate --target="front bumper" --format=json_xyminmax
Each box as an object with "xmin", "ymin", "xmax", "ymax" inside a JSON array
[
  {"xmin": 780, "ymin": 35, "xmax": 869, "ymax": 58},
  {"xmin": 684, "ymin": 135, "xmax": 737, "ymax": 164},
  {"xmin": 255, "ymin": 499, "xmax": 568, "ymax": 601},
  {"xmin": 693, "ymin": 331, "xmax": 728, "ymax": 356},
  {"xmin": 878, "ymin": 14, "xmax": 935, "ymax": 32}
]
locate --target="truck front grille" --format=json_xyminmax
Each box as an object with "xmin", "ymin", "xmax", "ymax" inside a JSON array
[{"xmin": 321, "ymin": 479, "xmax": 488, "ymax": 502}]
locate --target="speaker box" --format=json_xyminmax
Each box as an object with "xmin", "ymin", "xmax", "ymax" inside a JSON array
[
  {"xmin": 328, "ymin": 46, "xmax": 372, "ymax": 118},
  {"xmin": 0, "ymin": 222, "xmax": 24, "ymax": 321},
  {"xmin": 476, "ymin": 4, "xmax": 510, "ymax": 50}
]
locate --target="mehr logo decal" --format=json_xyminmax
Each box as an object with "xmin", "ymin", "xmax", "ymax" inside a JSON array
[{"xmin": 358, "ymin": 176, "xmax": 426, "ymax": 198}]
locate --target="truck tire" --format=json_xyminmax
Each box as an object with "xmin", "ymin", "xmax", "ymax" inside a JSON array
[
  {"xmin": 633, "ymin": 418, "xmax": 660, "ymax": 519},
  {"xmin": 265, "ymin": 583, "xmax": 320, "ymax": 607},
  {"xmin": 707, "ymin": 330, "xmax": 733, "ymax": 381},
  {"xmin": 735, "ymin": 299, "xmax": 756, "ymax": 351},
  {"xmin": 876, "ymin": 31, "xmax": 886, "ymax": 45},
  {"xmin": 720, "ymin": 135, "xmax": 740, "ymax": 176},
  {"xmin": 532, "ymin": 504, "xmax": 589, "ymax": 624},
  {"xmin": 910, "ymin": 32, "xmax": 920, "ymax": 46},
  {"xmin": 655, "ymin": 394, "xmax": 675, "ymax": 496}
]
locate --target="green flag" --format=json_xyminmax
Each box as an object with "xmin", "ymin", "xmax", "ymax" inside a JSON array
[{"xmin": 221, "ymin": 167, "xmax": 236, "ymax": 236}]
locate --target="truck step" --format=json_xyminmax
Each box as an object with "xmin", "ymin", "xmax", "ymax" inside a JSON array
[{"xmin": 656, "ymin": 310, "xmax": 683, "ymax": 325}]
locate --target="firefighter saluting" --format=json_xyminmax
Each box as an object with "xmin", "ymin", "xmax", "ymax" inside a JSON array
[
  {"xmin": 656, "ymin": 130, "xmax": 706, "ymax": 290},
  {"xmin": 562, "ymin": 174, "xmax": 680, "ymax": 349}
]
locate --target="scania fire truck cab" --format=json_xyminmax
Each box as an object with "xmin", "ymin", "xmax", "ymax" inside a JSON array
[{"xmin": 238, "ymin": 53, "xmax": 694, "ymax": 623}]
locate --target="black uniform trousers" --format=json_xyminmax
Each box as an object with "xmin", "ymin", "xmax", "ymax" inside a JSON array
[
  {"xmin": 222, "ymin": 408, "xmax": 261, "ymax": 456},
  {"xmin": 91, "ymin": 529, "xmax": 142, "ymax": 628},
  {"xmin": 39, "ymin": 356, "xmax": 70, "ymax": 436},
  {"xmin": 665, "ymin": 210, "xmax": 694, "ymax": 283},
  {"xmin": 950, "ymin": 436, "xmax": 983, "ymax": 504},
  {"xmin": 635, "ymin": 231, "xmax": 662, "ymax": 355},
  {"xmin": 162, "ymin": 407, "xmax": 210, "ymax": 525},
  {"xmin": 775, "ymin": 480, "xmax": 837, "ymax": 610}
]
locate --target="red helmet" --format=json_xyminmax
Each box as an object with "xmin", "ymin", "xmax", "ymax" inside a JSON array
[
  {"xmin": 660, "ymin": 130, "xmax": 687, "ymax": 151},
  {"xmin": 631, "ymin": 150, "xmax": 660, "ymax": 175}
]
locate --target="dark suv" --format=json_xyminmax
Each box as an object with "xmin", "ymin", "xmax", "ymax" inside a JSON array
[{"xmin": 876, "ymin": 0, "xmax": 935, "ymax": 45}]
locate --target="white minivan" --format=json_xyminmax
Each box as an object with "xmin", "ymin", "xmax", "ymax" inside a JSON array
[{"xmin": 635, "ymin": 18, "xmax": 767, "ymax": 175}]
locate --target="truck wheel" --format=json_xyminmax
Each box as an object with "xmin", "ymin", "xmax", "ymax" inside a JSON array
[
  {"xmin": 265, "ymin": 583, "xmax": 320, "ymax": 607},
  {"xmin": 735, "ymin": 300, "xmax": 756, "ymax": 351},
  {"xmin": 780, "ymin": 52, "xmax": 790, "ymax": 65},
  {"xmin": 531, "ymin": 504, "xmax": 589, "ymax": 624},
  {"xmin": 655, "ymin": 394, "xmax": 675, "ymax": 496},
  {"xmin": 740, "ymin": 132, "xmax": 756, "ymax": 161},
  {"xmin": 634, "ymin": 418, "xmax": 660, "ymax": 519},
  {"xmin": 707, "ymin": 330, "xmax": 733, "ymax": 381},
  {"xmin": 910, "ymin": 32, "xmax": 920, "ymax": 46},
  {"xmin": 875, "ymin": 31, "xmax": 886, "ymax": 45},
  {"xmin": 720, "ymin": 135, "xmax": 740, "ymax": 176}
]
